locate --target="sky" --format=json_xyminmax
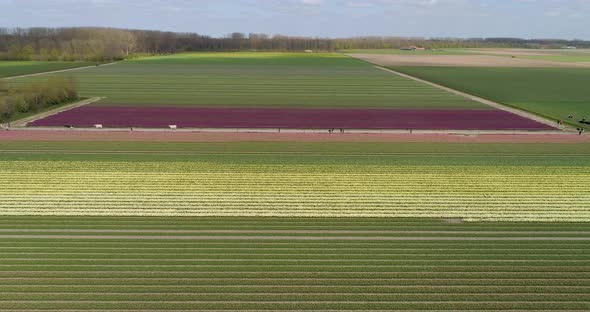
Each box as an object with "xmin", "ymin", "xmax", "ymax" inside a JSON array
[{"xmin": 1, "ymin": 0, "xmax": 589, "ymax": 39}]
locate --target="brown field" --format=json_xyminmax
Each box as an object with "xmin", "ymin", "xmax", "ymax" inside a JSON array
[
  {"xmin": 1, "ymin": 130, "xmax": 588, "ymax": 143},
  {"xmin": 350, "ymin": 54, "xmax": 590, "ymax": 67},
  {"xmin": 467, "ymin": 48, "xmax": 590, "ymax": 56}
]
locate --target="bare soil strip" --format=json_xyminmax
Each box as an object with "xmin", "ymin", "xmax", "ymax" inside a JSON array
[
  {"xmin": 1, "ymin": 229, "xmax": 588, "ymax": 234},
  {"xmin": 1, "ymin": 130, "xmax": 588, "ymax": 143},
  {"xmin": 0, "ymin": 235, "xmax": 587, "ymax": 241},
  {"xmin": 463, "ymin": 49, "xmax": 568, "ymax": 56},
  {"xmin": 1, "ymin": 310, "xmax": 587, "ymax": 312},
  {"xmin": 349, "ymin": 54, "xmax": 590, "ymax": 68},
  {"xmin": 4, "ymin": 149, "xmax": 587, "ymax": 156},
  {"xmin": 3, "ymin": 62, "xmax": 118, "ymax": 80},
  {"xmin": 375, "ymin": 67, "xmax": 569, "ymax": 131},
  {"xmin": 8, "ymin": 97, "xmax": 103, "ymax": 127},
  {"xmin": 1, "ymin": 310, "xmax": 585, "ymax": 312}
]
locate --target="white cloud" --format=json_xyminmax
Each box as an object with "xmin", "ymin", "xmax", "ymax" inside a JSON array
[{"xmin": 301, "ymin": 0, "xmax": 323, "ymax": 6}]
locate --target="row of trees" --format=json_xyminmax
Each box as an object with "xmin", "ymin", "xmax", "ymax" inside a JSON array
[
  {"xmin": 2, "ymin": 27, "xmax": 589, "ymax": 62},
  {"xmin": 0, "ymin": 28, "xmax": 136, "ymax": 62},
  {"xmin": 0, "ymin": 77, "xmax": 78, "ymax": 123}
]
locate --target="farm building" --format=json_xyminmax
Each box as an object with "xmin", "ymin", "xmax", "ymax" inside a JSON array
[{"xmin": 400, "ymin": 46, "xmax": 426, "ymax": 51}]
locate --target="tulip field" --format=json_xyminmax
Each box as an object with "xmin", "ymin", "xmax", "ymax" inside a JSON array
[
  {"xmin": 8, "ymin": 53, "xmax": 481, "ymax": 108},
  {"xmin": 9, "ymin": 52, "xmax": 556, "ymax": 130},
  {"xmin": 1, "ymin": 140, "xmax": 589, "ymax": 221},
  {"xmin": 1, "ymin": 49, "xmax": 589, "ymax": 311},
  {"xmin": 1, "ymin": 140, "xmax": 590, "ymax": 310},
  {"xmin": 2, "ymin": 161, "xmax": 590, "ymax": 221}
]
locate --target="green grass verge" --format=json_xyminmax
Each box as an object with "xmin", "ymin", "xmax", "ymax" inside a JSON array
[
  {"xmin": 0, "ymin": 61, "xmax": 94, "ymax": 78},
  {"xmin": 3, "ymin": 97, "xmax": 86, "ymax": 124}
]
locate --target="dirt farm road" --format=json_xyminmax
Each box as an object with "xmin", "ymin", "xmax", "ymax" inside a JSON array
[
  {"xmin": 1, "ymin": 129, "xmax": 588, "ymax": 143},
  {"xmin": 3, "ymin": 62, "xmax": 118, "ymax": 80}
]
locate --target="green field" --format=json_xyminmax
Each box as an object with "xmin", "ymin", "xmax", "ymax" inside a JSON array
[
  {"xmin": 0, "ymin": 216, "xmax": 589, "ymax": 310},
  {"xmin": 391, "ymin": 66, "xmax": 590, "ymax": 128},
  {"xmin": 1, "ymin": 141, "xmax": 589, "ymax": 221},
  {"xmin": 0, "ymin": 61, "xmax": 94, "ymax": 78},
  {"xmin": 8, "ymin": 53, "xmax": 483, "ymax": 109}
]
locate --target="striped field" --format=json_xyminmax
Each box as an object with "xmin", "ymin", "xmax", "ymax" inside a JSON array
[
  {"xmin": 1, "ymin": 160, "xmax": 589, "ymax": 221},
  {"xmin": 7, "ymin": 53, "xmax": 484, "ymax": 109},
  {"xmin": 1, "ymin": 138, "xmax": 589, "ymax": 310},
  {"xmin": 0, "ymin": 217, "xmax": 589, "ymax": 311},
  {"xmin": 0, "ymin": 141, "xmax": 589, "ymax": 221}
]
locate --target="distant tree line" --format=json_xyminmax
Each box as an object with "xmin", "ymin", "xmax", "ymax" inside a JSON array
[
  {"xmin": 1, "ymin": 27, "xmax": 589, "ymax": 62},
  {"xmin": 0, "ymin": 28, "xmax": 136, "ymax": 62},
  {"xmin": 0, "ymin": 77, "xmax": 78, "ymax": 123}
]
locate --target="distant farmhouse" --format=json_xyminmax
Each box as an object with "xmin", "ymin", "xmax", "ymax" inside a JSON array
[{"xmin": 400, "ymin": 46, "xmax": 426, "ymax": 51}]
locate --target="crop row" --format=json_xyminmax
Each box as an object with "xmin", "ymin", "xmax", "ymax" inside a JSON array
[
  {"xmin": 3, "ymin": 160, "xmax": 589, "ymax": 173},
  {"xmin": 0, "ymin": 209, "xmax": 587, "ymax": 222},
  {"xmin": 3, "ymin": 249, "xmax": 590, "ymax": 255},
  {"xmin": 1, "ymin": 301, "xmax": 589, "ymax": 310},
  {"xmin": 3, "ymin": 265, "xmax": 589, "ymax": 273},
  {"xmin": 1, "ymin": 253, "xmax": 588, "ymax": 260},
  {"xmin": 0, "ymin": 217, "xmax": 585, "ymax": 231},
  {"xmin": 2, "ymin": 270, "xmax": 590, "ymax": 278},
  {"xmin": 3, "ymin": 293, "xmax": 590, "ymax": 302},
  {"xmin": 2, "ymin": 284, "xmax": 590, "ymax": 292}
]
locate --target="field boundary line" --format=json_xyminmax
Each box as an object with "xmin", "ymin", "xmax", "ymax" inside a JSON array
[
  {"xmin": 9, "ymin": 97, "xmax": 103, "ymax": 128},
  {"xmin": 0, "ymin": 310, "xmax": 587, "ymax": 312},
  {"xmin": 2, "ymin": 150, "xmax": 588, "ymax": 157},
  {"xmin": 3, "ymin": 300, "xmax": 590, "ymax": 303},
  {"xmin": 3, "ymin": 62, "xmax": 118, "ymax": 80},
  {"xmin": 0, "ymin": 235, "xmax": 589, "ymax": 241},
  {"xmin": 0, "ymin": 292, "xmax": 585, "ymax": 295},
  {"xmin": 1, "ymin": 229, "xmax": 590, "ymax": 235},
  {"xmin": 1, "ymin": 282, "xmax": 586, "ymax": 286},
  {"xmin": 373, "ymin": 66, "xmax": 573, "ymax": 132},
  {"xmin": 0, "ymin": 310, "xmax": 585, "ymax": 312}
]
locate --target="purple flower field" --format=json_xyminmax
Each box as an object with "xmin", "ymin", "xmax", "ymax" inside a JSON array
[{"xmin": 30, "ymin": 106, "xmax": 555, "ymax": 130}]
